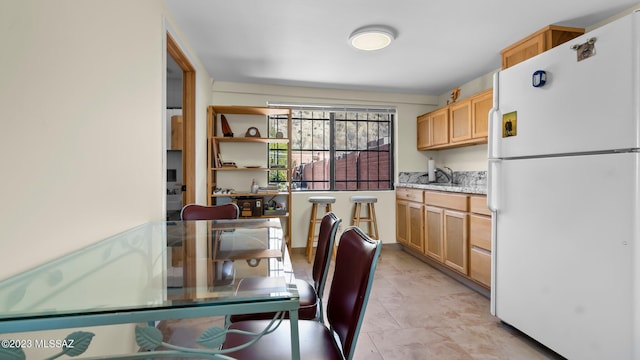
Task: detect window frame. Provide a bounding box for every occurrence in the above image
[268,104,395,192]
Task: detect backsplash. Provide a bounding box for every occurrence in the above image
[398,171,487,187]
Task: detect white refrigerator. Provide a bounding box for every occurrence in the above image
[488,11,639,360]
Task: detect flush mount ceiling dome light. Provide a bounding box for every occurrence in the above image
[349,26,396,51]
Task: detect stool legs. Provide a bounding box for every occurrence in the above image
[368,202,379,240]
[352,202,379,240]
[306,203,332,263]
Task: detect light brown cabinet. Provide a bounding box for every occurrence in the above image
[471,89,493,139]
[424,206,443,261]
[417,89,492,150]
[396,189,494,293]
[423,191,469,275]
[417,108,448,150]
[469,195,492,288]
[500,25,584,69]
[449,101,471,143]
[171,115,183,150]
[396,188,424,253]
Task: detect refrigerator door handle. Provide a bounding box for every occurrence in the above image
[487,159,500,213]
[488,72,500,160]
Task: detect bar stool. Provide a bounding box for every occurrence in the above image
[351,196,379,240]
[306,196,336,263]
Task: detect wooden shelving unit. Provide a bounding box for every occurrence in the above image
[207,105,292,245]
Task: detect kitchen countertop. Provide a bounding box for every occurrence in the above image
[396,182,487,195]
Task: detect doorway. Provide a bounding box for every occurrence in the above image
[166,33,195,219]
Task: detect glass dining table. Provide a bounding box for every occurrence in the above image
[0,218,300,359]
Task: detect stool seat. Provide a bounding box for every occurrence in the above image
[351,196,377,203]
[309,196,336,204]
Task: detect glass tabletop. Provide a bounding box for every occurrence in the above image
[0,218,297,324]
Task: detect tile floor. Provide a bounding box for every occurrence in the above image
[159,246,565,359]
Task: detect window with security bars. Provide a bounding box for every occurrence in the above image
[268,106,394,191]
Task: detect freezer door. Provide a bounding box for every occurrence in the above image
[492,152,638,360]
[492,12,640,158]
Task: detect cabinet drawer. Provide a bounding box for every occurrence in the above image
[469,214,491,251]
[396,188,423,202]
[470,195,491,216]
[424,191,468,211]
[470,247,491,287]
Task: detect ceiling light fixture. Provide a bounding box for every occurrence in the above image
[349,25,396,51]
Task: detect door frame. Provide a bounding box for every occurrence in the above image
[166,32,195,206]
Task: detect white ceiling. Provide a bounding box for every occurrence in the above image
[164,0,638,95]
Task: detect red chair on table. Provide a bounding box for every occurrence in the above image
[180,203,239,220]
[179,203,240,286]
[230,212,341,323]
[220,226,382,360]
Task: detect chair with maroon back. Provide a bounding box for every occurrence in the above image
[180,203,240,221]
[229,212,341,323]
[220,226,382,360]
[180,203,240,287]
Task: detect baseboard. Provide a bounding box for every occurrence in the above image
[401,246,490,299]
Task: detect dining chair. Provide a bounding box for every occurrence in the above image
[220,226,382,360]
[180,203,240,286]
[180,203,240,220]
[229,212,341,323]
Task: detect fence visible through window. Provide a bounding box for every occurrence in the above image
[268,105,394,191]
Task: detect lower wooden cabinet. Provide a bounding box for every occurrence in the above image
[469,195,492,288]
[443,209,468,274]
[423,191,469,276]
[396,189,492,291]
[424,206,443,262]
[396,189,424,253]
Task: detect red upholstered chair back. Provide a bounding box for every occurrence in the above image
[180,203,240,220]
[326,226,381,360]
[312,212,341,299]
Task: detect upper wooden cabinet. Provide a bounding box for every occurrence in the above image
[471,89,492,139]
[417,107,448,150]
[417,89,492,150]
[500,25,584,69]
[450,101,471,143]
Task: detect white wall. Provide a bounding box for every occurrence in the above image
[0,0,211,356]
[212,82,436,247]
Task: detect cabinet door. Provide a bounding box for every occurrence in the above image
[171,115,184,150]
[396,199,423,252]
[424,206,444,261]
[471,90,492,139]
[407,202,424,252]
[443,209,468,275]
[449,100,471,143]
[417,114,431,150]
[469,213,491,287]
[501,33,545,69]
[430,108,449,146]
[396,200,409,245]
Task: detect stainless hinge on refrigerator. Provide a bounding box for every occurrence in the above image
[571,37,597,62]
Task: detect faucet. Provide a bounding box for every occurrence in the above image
[436,167,454,184]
